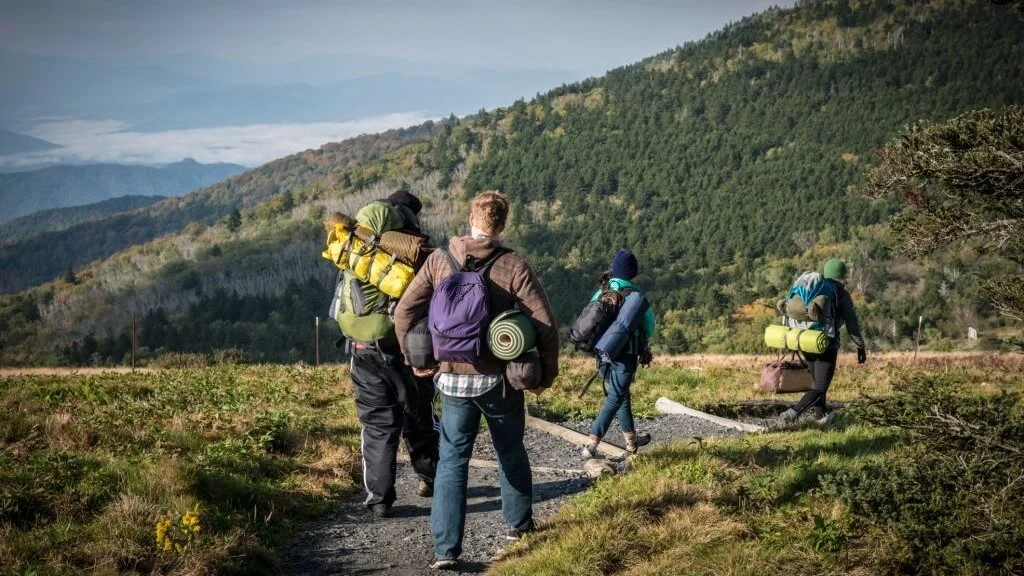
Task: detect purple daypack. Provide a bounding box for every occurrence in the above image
[428,248,509,363]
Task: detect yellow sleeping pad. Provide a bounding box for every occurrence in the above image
[764,325,829,354]
[322,224,415,299]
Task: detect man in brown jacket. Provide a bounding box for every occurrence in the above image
[393,190,559,570]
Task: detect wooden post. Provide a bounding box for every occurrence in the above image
[314,316,320,367]
[914,315,923,361]
[130,312,137,371]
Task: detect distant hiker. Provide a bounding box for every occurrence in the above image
[393,190,559,571]
[330,190,439,518]
[579,249,656,458]
[778,258,866,425]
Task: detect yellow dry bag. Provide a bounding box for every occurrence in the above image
[321,224,414,299]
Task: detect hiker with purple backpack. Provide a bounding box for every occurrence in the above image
[393,190,560,571]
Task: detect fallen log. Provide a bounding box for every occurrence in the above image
[655,397,766,433]
[525,415,629,459]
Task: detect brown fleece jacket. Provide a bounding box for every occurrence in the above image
[394,236,560,388]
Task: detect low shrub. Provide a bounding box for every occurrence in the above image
[149,352,209,369]
[822,374,1024,574]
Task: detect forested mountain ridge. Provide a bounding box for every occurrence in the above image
[0,121,447,293]
[0,195,165,245]
[1,0,1022,365]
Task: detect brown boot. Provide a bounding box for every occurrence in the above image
[581,434,600,459]
[623,431,651,454]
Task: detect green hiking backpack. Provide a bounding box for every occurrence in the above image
[334,200,411,342]
[335,271,395,342]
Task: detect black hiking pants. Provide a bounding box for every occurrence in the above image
[350,343,439,507]
[793,344,839,417]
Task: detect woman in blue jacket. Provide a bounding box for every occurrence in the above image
[583,249,656,457]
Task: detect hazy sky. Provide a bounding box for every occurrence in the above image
[1,0,791,168]
[2,0,786,73]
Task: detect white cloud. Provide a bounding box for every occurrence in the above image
[1,112,433,169]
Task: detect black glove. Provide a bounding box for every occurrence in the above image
[857,348,867,364]
[637,334,653,367]
[639,346,653,367]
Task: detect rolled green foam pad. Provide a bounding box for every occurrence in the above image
[488,309,537,360]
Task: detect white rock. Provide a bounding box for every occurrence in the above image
[583,458,615,478]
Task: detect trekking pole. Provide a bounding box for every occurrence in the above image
[577,371,600,399]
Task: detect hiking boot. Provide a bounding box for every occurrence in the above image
[581,434,600,460]
[429,557,458,570]
[779,408,799,423]
[507,523,535,541]
[369,503,391,518]
[816,411,837,426]
[417,479,434,498]
[624,431,651,454]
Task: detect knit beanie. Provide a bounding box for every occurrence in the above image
[611,249,639,280]
[822,259,848,281]
[388,190,422,215]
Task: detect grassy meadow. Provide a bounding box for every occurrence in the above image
[0,365,361,575]
[2,353,1022,574]
[498,353,1024,576]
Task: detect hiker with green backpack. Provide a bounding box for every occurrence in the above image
[777,259,866,425]
[328,190,439,519]
[393,190,560,571]
[569,249,656,457]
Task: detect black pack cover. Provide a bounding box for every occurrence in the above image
[567,299,618,353]
[405,318,436,368]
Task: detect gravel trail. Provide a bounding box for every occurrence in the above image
[283,413,736,575]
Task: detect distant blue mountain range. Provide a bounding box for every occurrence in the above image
[0,158,246,224]
[0,194,165,245]
[0,128,59,155]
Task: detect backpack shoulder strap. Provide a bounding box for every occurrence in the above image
[466,247,512,275]
[438,248,460,275]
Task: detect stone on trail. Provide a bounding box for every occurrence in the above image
[584,458,616,478]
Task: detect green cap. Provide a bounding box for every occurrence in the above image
[823,259,847,280]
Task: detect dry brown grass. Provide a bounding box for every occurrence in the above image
[44,411,96,450]
[0,367,155,376]
[647,351,1024,370]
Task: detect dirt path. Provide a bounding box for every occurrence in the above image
[283,413,739,575]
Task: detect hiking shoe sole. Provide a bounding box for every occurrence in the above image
[417,480,434,498]
[626,432,651,453]
[429,558,458,570]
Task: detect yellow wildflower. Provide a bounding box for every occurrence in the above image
[155,508,202,553]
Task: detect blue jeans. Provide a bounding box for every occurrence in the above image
[590,357,638,439]
[432,382,534,560]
